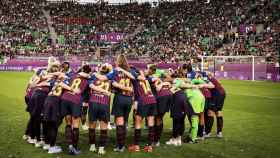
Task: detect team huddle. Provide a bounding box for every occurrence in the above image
[22,55,226,155]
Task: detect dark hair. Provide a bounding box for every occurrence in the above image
[171,70,179,78]
[62,62,70,72]
[148,64,157,74]
[182,63,188,70]
[186,63,193,73]
[81,65,92,74]
[77,67,82,73]
[130,66,139,74]
[177,67,186,78]
[63,61,70,66]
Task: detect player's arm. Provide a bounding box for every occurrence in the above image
[47,72,70,80]
[58,81,80,94]
[40,73,55,81]
[112,81,133,92]
[162,81,171,87]
[94,68,117,81]
[178,82,198,89]
[136,71,146,81]
[155,69,172,82]
[79,72,90,78]
[170,85,180,93]
[32,67,47,74]
[58,73,69,80]
[94,73,108,81]
[155,81,171,91]
[115,67,135,80]
[29,68,48,86]
[155,82,163,92]
[137,75,146,81]
[163,73,173,82]
[34,80,51,87]
[95,68,118,81]
[170,78,187,93]
[58,82,72,91]
[29,75,40,85]
[131,70,145,81]
[152,78,163,91]
[199,82,215,89]
[89,83,111,96]
[47,71,62,76]
[46,72,70,85]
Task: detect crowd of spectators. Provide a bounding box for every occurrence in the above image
[0,0,49,56]
[115,0,279,62]
[0,0,279,62]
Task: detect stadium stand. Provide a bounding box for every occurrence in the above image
[0,0,279,63]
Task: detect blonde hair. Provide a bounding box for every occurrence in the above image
[48,56,56,65]
[47,56,60,72]
[116,54,130,71]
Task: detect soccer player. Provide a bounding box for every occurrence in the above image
[81,87,90,130]
[191,73,215,140]
[174,79,202,143]
[147,64,172,146]
[186,63,196,80]
[41,73,75,154]
[60,61,72,74]
[23,71,42,140]
[75,63,91,131]
[95,54,135,152]
[128,68,157,152]
[166,68,193,146]
[60,64,92,155]
[173,74,213,143]
[205,72,226,138]
[61,61,91,131]
[87,64,112,155]
[110,56,135,152]
[28,64,60,147]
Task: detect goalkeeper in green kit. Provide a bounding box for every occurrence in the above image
[175,76,213,143]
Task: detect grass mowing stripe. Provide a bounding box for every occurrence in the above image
[228,93,280,99]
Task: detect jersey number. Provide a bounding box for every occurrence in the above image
[119,78,131,88]
[53,86,63,96]
[140,80,151,95]
[70,78,82,91]
[97,81,110,91]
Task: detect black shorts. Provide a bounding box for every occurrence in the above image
[82,89,90,103]
[30,90,48,117]
[171,90,193,119]
[136,104,157,118]
[208,94,226,112]
[89,102,110,122]
[43,96,61,122]
[204,98,211,111]
[61,99,82,118]
[156,95,173,116]
[111,94,133,119]
[25,96,31,112]
[181,90,197,118]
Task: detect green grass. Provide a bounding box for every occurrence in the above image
[0,72,280,158]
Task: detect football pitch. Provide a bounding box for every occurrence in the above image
[0,72,279,158]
